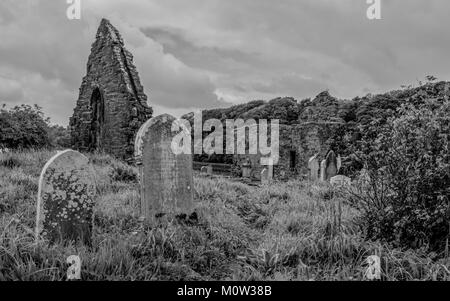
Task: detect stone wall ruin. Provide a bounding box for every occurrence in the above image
[69,19,152,161]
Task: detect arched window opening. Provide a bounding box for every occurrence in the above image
[88,88,105,151]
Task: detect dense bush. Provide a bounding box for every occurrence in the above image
[0,104,70,150]
[353,99,450,252]
[0,104,51,149]
[48,125,71,149]
[109,161,138,183]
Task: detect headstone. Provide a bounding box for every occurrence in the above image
[200,166,208,173]
[261,168,269,184]
[330,175,351,187]
[207,165,213,175]
[242,158,252,178]
[268,164,274,181]
[320,159,327,182]
[337,154,342,172]
[308,153,320,181]
[325,150,338,180]
[134,114,194,223]
[36,150,96,245]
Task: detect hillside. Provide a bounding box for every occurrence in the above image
[0,150,449,280]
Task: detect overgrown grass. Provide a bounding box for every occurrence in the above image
[0,150,449,280]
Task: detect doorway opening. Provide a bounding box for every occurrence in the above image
[289,150,297,171]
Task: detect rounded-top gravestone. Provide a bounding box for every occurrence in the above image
[36,150,96,245]
[135,114,194,223]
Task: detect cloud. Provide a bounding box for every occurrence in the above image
[114,21,229,109]
[1,0,450,125]
[0,76,24,103]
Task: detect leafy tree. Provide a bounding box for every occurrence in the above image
[48,125,71,149]
[0,104,51,149]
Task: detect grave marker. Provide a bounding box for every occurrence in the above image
[325,150,338,180]
[261,168,269,184]
[135,114,194,223]
[308,153,320,181]
[320,159,327,182]
[330,175,351,187]
[36,150,96,245]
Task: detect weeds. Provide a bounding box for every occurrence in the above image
[0,150,448,280]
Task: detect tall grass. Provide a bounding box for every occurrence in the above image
[0,150,449,280]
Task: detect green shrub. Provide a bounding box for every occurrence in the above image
[109,162,138,183]
[0,104,51,149]
[354,100,450,251]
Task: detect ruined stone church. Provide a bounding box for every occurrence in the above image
[69,19,153,161]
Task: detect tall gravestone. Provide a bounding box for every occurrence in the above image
[325,150,338,180]
[308,153,320,181]
[36,150,96,245]
[268,164,274,182]
[320,159,327,182]
[261,168,269,184]
[135,114,194,223]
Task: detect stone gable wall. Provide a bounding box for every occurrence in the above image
[69,19,152,161]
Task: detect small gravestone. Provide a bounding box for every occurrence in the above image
[200,166,208,174]
[242,158,252,178]
[337,154,342,173]
[207,165,213,175]
[330,175,351,187]
[325,150,338,180]
[261,168,269,184]
[135,114,194,223]
[36,150,96,245]
[308,153,320,181]
[320,159,327,182]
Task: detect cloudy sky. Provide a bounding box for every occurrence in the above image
[1,0,450,125]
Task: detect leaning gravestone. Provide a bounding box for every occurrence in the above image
[308,153,320,181]
[135,114,194,223]
[325,150,338,180]
[36,150,96,245]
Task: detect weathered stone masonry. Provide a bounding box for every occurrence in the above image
[69,19,152,161]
